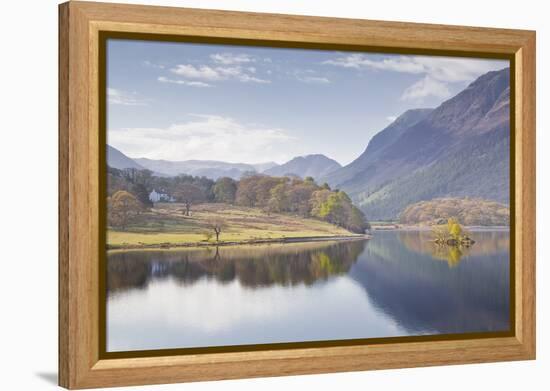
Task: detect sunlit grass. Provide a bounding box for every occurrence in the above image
[107,202,357,246]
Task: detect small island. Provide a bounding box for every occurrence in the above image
[432,218,476,247]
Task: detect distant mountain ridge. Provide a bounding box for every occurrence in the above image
[107,145,280,180]
[107,144,341,182]
[134,158,260,180]
[264,154,341,179]
[323,67,510,220]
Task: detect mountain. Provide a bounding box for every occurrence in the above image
[106,144,280,180]
[107,145,145,170]
[134,158,260,180]
[325,67,510,220]
[252,161,279,173]
[264,154,342,180]
[322,108,433,188]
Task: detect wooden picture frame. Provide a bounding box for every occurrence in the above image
[59,1,536,389]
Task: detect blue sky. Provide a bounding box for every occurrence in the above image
[107,39,508,165]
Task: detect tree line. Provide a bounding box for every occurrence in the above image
[399,197,510,226]
[108,166,370,234]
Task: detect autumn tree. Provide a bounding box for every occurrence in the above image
[254,176,286,207]
[213,177,237,203]
[173,183,205,216]
[287,181,316,216]
[235,175,259,206]
[266,183,289,213]
[346,205,370,233]
[399,197,510,226]
[448,217,463,240]
[310,189,332,217]
[235,175,285,208]
[108,190,143,230]
[310,190,367,233]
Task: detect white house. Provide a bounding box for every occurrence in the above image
[149,189,175,203]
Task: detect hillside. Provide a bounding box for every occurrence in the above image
[107,145,146,170]
[322,108,433,187]
[324,67,510,220]
[265,154,341,180]
[399,198,510,226]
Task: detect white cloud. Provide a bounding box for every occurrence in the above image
[400,76,451,101]
[386,115,397,122]
[143,60,165,69]
[170,64,270,84]
[210,52,255,65]
[324,54,508,100]
[108,114,298,163]
[297,75,330,84]
[294,69,330,84]
[158,76,212,88]
[324,54,425,73]
[171,64,221,80]
[323,54,505,82]
[107,88,148,106]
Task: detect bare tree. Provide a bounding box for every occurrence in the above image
[207,218,226,242]
[173,183,204,216]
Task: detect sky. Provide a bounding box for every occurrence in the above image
[107,39,508,166]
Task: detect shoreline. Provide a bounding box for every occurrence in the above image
[107,234,371,251]
[371,224,510,232]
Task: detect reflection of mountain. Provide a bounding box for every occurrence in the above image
[107,240,366,294]
[348,231,510,334]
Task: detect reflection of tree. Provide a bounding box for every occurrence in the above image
[106,252,150,293]
[397,230,509,267]
[431,245,465,267]
[107,240,366,295]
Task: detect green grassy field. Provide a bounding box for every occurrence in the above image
[108,202,359,248]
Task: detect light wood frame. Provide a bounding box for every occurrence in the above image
[59,1,536,389]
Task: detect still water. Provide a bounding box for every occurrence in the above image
[106,230,510,352]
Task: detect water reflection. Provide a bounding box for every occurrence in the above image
[398,230,510,266]
[350,230,510,335]
[108,240,366,295]
[107,230,510,352]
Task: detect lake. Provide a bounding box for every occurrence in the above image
[106,230,510,352]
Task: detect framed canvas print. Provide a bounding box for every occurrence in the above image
[59,1,536,389]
